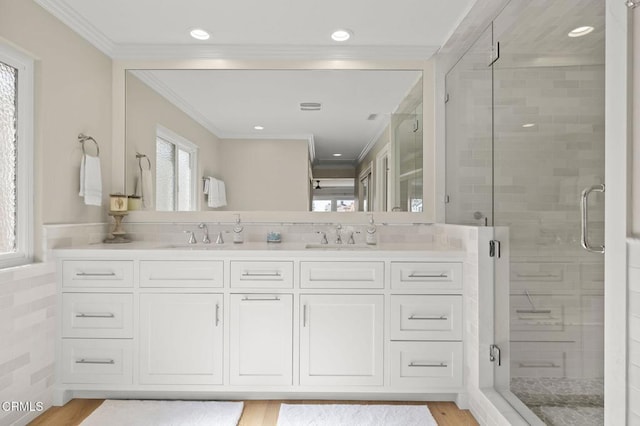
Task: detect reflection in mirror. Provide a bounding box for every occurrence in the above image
[125,69,423,212]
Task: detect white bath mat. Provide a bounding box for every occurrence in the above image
[79,400,244,426]
[277,403,437,426]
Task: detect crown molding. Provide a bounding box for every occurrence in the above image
[357,116,391,163]
[113,44,439,61]
[131,70,225,137]
[34,0,116,56]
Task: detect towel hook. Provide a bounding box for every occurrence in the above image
[136,153,151,171]
[78,133,100,157]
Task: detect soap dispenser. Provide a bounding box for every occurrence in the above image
[233,214,244,244]
[366,214,377,245]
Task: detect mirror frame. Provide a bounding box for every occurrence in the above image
[112,59,436,223]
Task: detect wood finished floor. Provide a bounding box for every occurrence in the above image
[29,398,479,426]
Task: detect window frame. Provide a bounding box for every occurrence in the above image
[156,125,198,211]
[0,43,34,269]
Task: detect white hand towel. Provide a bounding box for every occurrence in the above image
[216,179,227,207]
[79,154,102,206]
[141,167,154,209]
[206,177,227,208]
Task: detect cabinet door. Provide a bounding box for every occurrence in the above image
[230,294,292,385]
[139,293,223,385]
[300,294,383,386]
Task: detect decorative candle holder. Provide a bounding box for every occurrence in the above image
[104,211,131,244]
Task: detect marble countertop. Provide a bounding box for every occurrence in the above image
[53,241,465,259]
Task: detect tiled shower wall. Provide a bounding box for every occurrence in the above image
[447,64,605,381]
[494,65,605,382]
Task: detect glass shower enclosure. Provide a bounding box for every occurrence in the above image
[445,0,605,424]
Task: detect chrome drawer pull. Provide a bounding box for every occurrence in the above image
[76,272,116,277]
[76,358,115,365]
[516,309,552,314]
[409,362,448,368]
[518,362,559,368]
[408,273,448,278]
[215,304,220,326]
[75,312,115,318]
[408,314,448,320]
[303,305,308,327]
[516,273,558,278]
[242,272,282,277]
[242,296,281,301]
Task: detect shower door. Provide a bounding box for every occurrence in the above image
[445,0,605,424]
[493,1,605,424]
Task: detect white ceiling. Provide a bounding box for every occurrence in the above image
[35,0,478,59]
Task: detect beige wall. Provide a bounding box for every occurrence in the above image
[125,74,220,210]
[0,1,113,422]
[0,0,113,248]
[219,139,309,211]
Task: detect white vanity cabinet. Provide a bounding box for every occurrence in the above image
[54,248,465,405]
[139,293,223,385]
[388,262,465,390]
[300,294,384,386]
[229,293,293,385]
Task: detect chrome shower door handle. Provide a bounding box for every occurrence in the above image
[580,184,605,254]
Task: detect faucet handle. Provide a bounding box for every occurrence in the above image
[317,231,328,245]
[215,231,224,245]
[347,231,356,245]
[184,230,197,244]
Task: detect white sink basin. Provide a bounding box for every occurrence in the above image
[304,244,372,250]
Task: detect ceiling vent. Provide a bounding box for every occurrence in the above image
[300,102,322,111]
[367,113,379,121]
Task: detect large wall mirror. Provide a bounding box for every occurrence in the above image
[123,68,426,215]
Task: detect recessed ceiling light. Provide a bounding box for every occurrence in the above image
[254,125,264,130]
[190,28,210,40]
[568,26,594,38]
[332,153,342,157]
[331,29,352,42]
[522,123,536,128]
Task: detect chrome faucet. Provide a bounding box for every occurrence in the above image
[198,223,210,244]
[317,231,328,245]
[183,230,197,244]
[335,224,343,244]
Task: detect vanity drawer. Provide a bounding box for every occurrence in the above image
[390,295,462,341]
[62,260,133,288]
[390,342,463,388]
[230,261,293,288]
[391,262,462,291]
[62,293,133,338]
[140,260,224,288]
[300,261,384,289]
[61,338,133,384]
